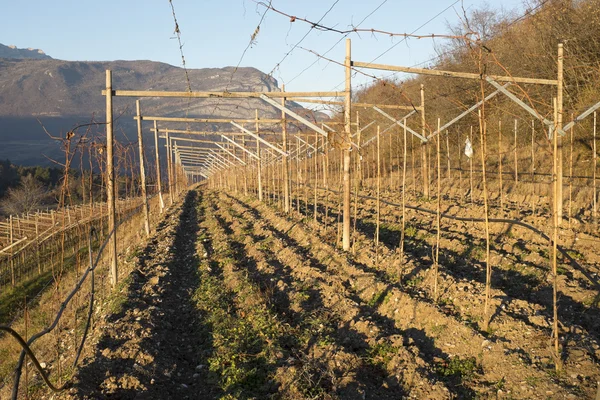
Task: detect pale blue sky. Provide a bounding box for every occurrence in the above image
[1,0,525,93]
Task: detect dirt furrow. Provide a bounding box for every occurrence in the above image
[213,191,462,399]
[206,190,427,399]
[59,191,219,399]
[293,189,600,396]
[222,191,588,398]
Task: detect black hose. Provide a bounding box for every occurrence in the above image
[3,200,148,399]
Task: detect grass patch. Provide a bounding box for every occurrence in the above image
[0,270,54,325]
[435,356,479,381]
[106,274,133,315]
[367,342,398,367]
[367,290,388,307]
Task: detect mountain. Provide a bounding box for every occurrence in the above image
[0,43,51,60]
[0,50,325,166]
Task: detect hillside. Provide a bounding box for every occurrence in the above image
[0,51,323,166]
[0,43,51,60]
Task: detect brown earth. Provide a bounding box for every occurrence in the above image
[32,184,599,399]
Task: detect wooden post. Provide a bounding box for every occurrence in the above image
[498,119,503,209]
[136,100,150,236]
[411,133,415,196]
[375,125,381,268]
[352,114,361,253]
[594,112,597,223]
[314,131,318,222]
[388,129,393,188]
[568,115,574,223]
[35,213,40,274]
[106,70,118,288]
[531,120,536,214]
[551,97,561,371]
[243,136,248,196]
[469,126,474,205]
[420,84,429,199]
[342,38,352,251]
[445,129,451,180]
[153,121,164,213]
[256,110,263,202]
[435,118,442,301]
[9,215,14,287]
[457,128,463,189]
[281,89,290,212]
[557,43,564,225]
[479,109,492,332]
[514,119,518,184]
[296,137,301,213]
[165,130,174,205]
[400,119,407,260]
[304,137,309,213]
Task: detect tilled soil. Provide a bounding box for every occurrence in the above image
[51,187,599,399]
[58,190,220,399]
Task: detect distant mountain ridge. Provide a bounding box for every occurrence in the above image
[0,45,325,165]
[0,43,51,60]
[0,58,285,118]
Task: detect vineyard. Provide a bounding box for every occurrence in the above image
[1,0,600,399]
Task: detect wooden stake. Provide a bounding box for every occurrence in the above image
[165,131,174,205]
[388,130,393,188]
[593,112,597,223]
[479,109,492,332]
[136,100,150,236]
[352,113,361,254]
[445,129,451,180]
[411,133,416,197]
[399,120,407,265]
[469,126,474,205]
[9,215,14,287]
[342,38,352,251]
[514,119,518,184]
[434,118,441,301]
[256,110,263,202]
[105,70,118,287]
[499,119,504,209]
[314,131,318,222]
[557,43,564,226]
[568,115,574,224]
[532,120,536,214]
[153,121,164,213]
[281,89,290,213]
[375,126,381,269]
[457,128,463,190]
[296,136,301,214]
[551,97,562,371]
[420,85,429,199]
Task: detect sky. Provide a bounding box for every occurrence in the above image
[1,0,526,95]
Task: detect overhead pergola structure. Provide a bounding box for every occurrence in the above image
[107,37,575,289]
[351,46,565,212]
[106,38,426,286]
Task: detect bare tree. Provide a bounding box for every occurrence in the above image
[0,174,47,215]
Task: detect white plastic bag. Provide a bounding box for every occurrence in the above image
[464,138,473,158]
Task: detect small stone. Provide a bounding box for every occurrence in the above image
[150,378,155,385]
[195,364,205,371]
[481,340,491,348]
[545,391,553,395]
[193,373,200,379]
[39,362,47,369]
[181,383,188,389]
